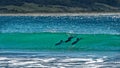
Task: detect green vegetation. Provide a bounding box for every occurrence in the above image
[0,0,120,13]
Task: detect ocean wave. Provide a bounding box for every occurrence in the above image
[0,33,120,51]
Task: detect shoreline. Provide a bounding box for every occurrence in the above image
[0,13,120,16]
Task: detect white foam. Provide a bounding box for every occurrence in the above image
[12,61,38,66]
[0,57,8,60]
[96,58,104,62]
[26,64,48,68]
[41,58,56,62]
[60,58,93,62]
[85,58,104,64]
[0,53,119,68]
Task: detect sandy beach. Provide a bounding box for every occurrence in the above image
[0,13,120,16]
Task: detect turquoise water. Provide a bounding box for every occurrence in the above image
[0,15,120,68]
[0,33,120,51]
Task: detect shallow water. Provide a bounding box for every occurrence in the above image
[0,51,120,68]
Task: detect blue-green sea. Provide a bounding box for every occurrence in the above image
[0,14,120,68]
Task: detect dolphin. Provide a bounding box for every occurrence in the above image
[72,38,82,45]
[65,36,74,43]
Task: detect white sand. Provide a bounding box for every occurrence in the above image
[0,13,120,16]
